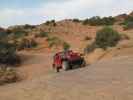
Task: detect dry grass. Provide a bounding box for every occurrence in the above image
[0,66,19,85]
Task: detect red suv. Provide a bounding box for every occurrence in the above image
[53,50,86,72]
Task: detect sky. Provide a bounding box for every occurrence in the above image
[0,0,133,27]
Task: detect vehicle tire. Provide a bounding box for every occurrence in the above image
[62,61,69,71]
[56,67,60,72]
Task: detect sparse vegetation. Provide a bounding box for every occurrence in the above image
[122,16,133,24]
[23,24,36,29]
[0,67,19,85]
[47,37,70,50]
[47,37,62,48]
[123,22,133,30]
[84,42,97,53]
[13,31,28,38]
[0,40,21,65]
[45,20,56,26]
[36,32,49,38]
[82,16,115,26]
[82,19,89,25]
[0,31,8,38]
[122,16,133,30]
[72,19,81,23]
[84,27,121,53]
[17,38,38,50]
[7,27,28,39]
[63,42,70,51]
[95,27,120,49]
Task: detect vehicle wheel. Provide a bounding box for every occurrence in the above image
[62,61,69,71]
[56,67,60,72]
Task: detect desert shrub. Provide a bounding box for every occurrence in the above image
[84,27,120,53]
[95,27,120,49]
[82,19,89,25]
[0,31,9,43]
[122,16,133,30]
[84,42,98,53]
[45,20,56,26]
[37,32,49,38]
[10,27,28,38]
[122,16,133,25]
[17,38,37,50]
[47,37,70,50]
[101,17,115,25]
[13,31,27,38]
[0,31,8,38]
[51,20,56,26]
[0,41,21,65]
[73,19,81,23]
[45,21,50,25]
[23,24,36,29]
[0,67,19,85]
[86,16,102,26]
[47,37,62,47]
[63,42,70,51]
[82,16,115,26]
[123,22,133,30]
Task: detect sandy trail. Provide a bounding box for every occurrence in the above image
[1,56,133,100]
[17,51,54,80]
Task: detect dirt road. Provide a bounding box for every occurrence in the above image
[1,56,133,100]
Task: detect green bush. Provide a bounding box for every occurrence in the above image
[37,32,49,37]
[23,24,36,29]
[11,27,28,38]
[86,16,101,26]
[122,16,133,25]
[82,19,89,25]
[84,27,120,53]
[0,67,19,85]
[0,41,21,65]
[13,31,27,38]
[72,19,81,23]
[123,22,133,30]
[47,37,70,50]
[95,27,120,49]
[63,42,70,51]
[84,42,97,53]
[0,32,8,39]
[17,38,38,50]
[122,16,133,30]
[45,20,56,26]
[47,37,61,48]
[82,16,115,26]
[101,17,115,25]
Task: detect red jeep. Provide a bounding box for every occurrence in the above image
[52,50,86,72]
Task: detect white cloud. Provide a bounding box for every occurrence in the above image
[0,8,24,19]
[0,0,133,27]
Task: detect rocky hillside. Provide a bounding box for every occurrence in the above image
[1,11,133,83]
[1,11,133,100]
